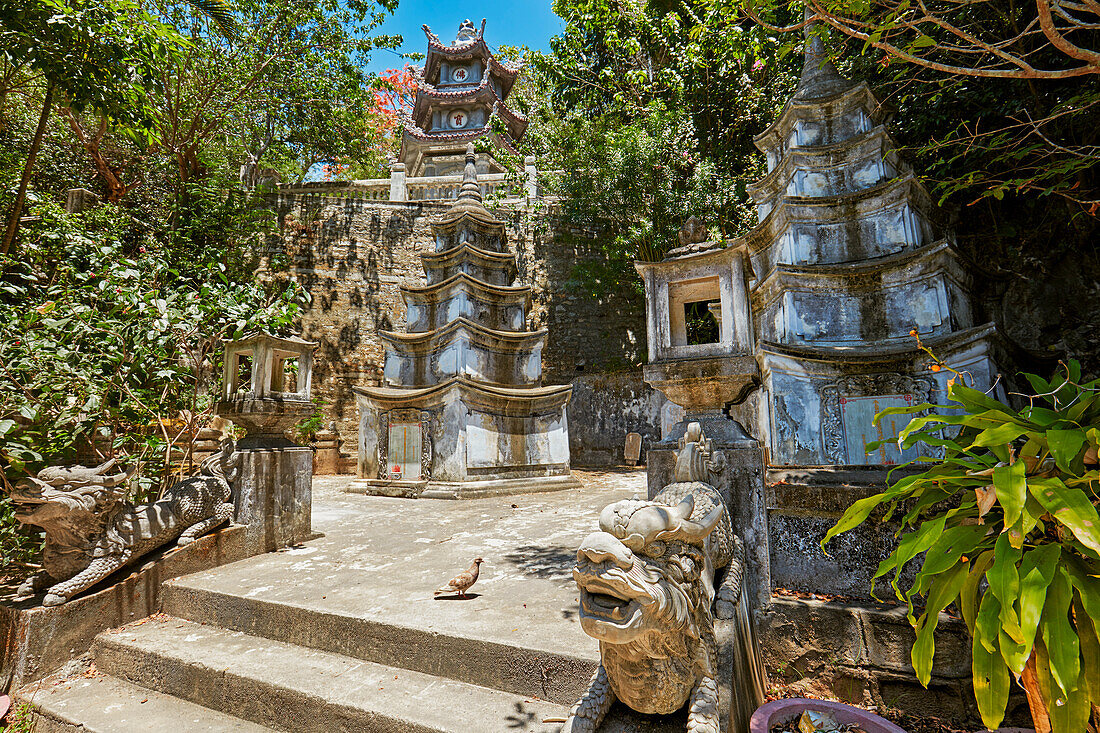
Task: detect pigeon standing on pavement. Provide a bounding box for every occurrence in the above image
[434,557,483,598]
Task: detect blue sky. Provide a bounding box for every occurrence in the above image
[366,0,564,74]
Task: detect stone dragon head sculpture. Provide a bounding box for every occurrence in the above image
[10,460,133,581]
[563,423,743,733]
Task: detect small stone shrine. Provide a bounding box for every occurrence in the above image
[635,229,772,609]
[400,18,527,177]
[216,331,316,551]
[353,145,578,498]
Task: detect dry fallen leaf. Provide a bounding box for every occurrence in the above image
[975,484,997,519]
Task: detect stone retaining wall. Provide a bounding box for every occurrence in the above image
[566,371,666,466]
[759,596,1033,729]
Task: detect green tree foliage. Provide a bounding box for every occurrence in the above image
[823,360,1100,732]
[0,0,401,571]
[0,0,185,253]
[519,0,799,295]
[147,0,400,185]
[0,0,181,127]
[0,200,306,565]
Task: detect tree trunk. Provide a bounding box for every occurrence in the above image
[62,109,141,203]
[2,83,54,257]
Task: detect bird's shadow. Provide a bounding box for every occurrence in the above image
[433,592,481,601]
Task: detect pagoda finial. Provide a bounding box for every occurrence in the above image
[795,8,852,99]
[458,143,483,203]
[456,19,478,44]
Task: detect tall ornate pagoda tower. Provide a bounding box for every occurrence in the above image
[352,146,578,498]
[400,19,527,178]
[744,29,1004,465]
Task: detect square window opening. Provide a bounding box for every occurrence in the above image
[684,299,720,345]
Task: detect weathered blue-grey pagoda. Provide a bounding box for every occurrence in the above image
[639,29,1003,470]
[352,146,578,498]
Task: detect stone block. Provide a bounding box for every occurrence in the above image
[861,605,971,678]
[233,445,313,552]
[876,675,972,724]
[0,525,248,692]
[758,598,866,673]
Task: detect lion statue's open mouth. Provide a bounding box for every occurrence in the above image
[574,565,648,637]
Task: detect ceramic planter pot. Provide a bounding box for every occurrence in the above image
[749,698,907,733]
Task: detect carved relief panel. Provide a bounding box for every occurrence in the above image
[821,374,937,465]
[377,409,433,481]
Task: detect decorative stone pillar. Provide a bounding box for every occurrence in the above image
[216,332,317,552]
[524,155,538,199]
[65,188,99,213]
[389,161,407,202]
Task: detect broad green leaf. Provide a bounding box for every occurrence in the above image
[1002,543,1060,674]
[918,523,988,577]
[973,422,1027,448]
[972,609,1010,731]
[960,550,995,633]
[885,515,948,599]
[976,586,1002,653]
[949,384,1018,416]
[1029,477,1100,555]
[821,492,886,550]
[988,533,1024,643]
[911,562,968,686]
[1047,669,1089,733]
[1040,567,1079,699]
[1047,429,1087,473]
[992,459,1027,529]
[1072,594,1100,703]
[1063,556,1100,620]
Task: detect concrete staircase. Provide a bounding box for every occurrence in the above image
[17,478,652,732]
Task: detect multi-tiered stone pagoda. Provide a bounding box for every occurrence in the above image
[745,31,1003,466]
[638,28,1003,470]
[353,146,577,498]
[400,19,527,178]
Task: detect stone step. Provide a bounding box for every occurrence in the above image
[161,581,596,707]
[18,672,268,732]
[156,484,619,708]
[93,615,570,733]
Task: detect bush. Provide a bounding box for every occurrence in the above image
[0,200,307,562]
[824,360,1100,732]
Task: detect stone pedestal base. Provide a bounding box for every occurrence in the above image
[346,473,582,499]
[234,442,313,552]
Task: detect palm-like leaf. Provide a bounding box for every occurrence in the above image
[186,0,237,36]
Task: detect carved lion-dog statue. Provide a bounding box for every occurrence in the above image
[563,423,745,733]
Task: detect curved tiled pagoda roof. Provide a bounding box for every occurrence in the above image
[409,66,528,141]
[399,20,527,173]
[421,21,522,96]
